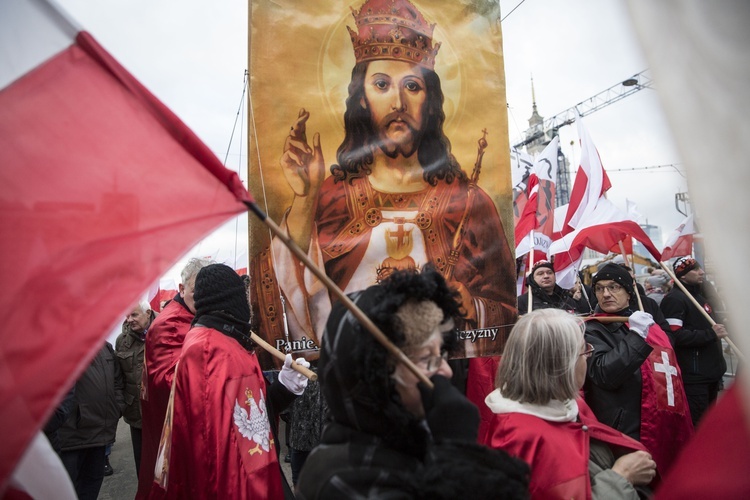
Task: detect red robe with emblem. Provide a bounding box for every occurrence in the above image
[137,297,193,499]
[151,326,283,499]
[484,397,649,499]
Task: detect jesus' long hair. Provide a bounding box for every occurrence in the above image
[331,62,468,186]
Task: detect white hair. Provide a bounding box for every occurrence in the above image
[181,257,214,284]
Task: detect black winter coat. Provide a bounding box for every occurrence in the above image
[584,318,653,441]
[660,284,726,384]
[58,342,125,451]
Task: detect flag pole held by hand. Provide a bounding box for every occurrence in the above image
[619,240,644,312]
[659,261,745,362]
[250,331,317,381]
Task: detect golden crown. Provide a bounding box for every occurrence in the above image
[347,0,441,70]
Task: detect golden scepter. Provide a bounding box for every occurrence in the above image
[444,129,488,281]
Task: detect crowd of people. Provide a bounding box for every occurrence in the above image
[40,250,732,499]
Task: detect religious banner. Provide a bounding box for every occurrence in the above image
[248,0,517,367]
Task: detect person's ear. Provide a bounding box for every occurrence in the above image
[179,283,185,297]
[360,97,367,110]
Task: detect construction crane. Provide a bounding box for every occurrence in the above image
[512,69,652,149]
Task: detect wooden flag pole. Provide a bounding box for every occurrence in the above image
[619,240,644,312]
[528,230,534,314]
[659,261,745,363]
[250,331,318,381]
[246,202,434,388]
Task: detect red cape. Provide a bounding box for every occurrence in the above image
[150,326,283,499]
[137,299,193,499]
[484,397,648,500]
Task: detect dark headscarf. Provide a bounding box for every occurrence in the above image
[193,263,253,349]
[318,266,462,457]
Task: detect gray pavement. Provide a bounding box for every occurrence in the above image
[98,418,293,499]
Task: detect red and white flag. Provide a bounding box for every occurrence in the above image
[561,117,612,234]
[515,136,559,259]
[661,214,696,261]
[0,0,250,489]
[550,197,661,288]
[510,147,535,227]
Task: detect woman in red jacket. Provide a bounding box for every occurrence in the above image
[482,309,657,499]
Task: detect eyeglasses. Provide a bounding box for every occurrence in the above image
[414,351,449,374]
[580,343,595,358]
[593,283,624,295]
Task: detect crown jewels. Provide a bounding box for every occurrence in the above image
[347,0,441,70]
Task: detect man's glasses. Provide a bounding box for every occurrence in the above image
[593,283,624,295]
[580,342,595,358]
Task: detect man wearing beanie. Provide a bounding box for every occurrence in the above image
[661,257,728,426]
[150,264,309,499]
[583,263,693,475]
[517,260,578,313]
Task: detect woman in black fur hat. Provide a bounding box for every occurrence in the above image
[296,266,529,499]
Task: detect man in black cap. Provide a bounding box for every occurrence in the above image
[150,263,309,499]
[583,263,693,475]
[661,257,728,426]
[517,260,578,313]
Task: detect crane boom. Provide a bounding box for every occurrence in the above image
[513,69,652,149]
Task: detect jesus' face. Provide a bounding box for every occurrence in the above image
[362,60,427,158]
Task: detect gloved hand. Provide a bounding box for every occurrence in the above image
[418,375,479,443]
[278,354,310,395]
[628,311,655,339]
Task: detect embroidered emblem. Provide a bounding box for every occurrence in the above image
[233,388,273,455]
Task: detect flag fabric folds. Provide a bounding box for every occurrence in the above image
[0,0,250,489]
[661,214,696,261]
[515,136,559,259]
[550,197,661,289]
[561,117,612,233]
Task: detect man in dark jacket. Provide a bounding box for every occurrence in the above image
[517,260,577,314]
[59,342,125,500]
[116,302,155,474]
[661,257,728,426]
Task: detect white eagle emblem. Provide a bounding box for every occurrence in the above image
[233,388,272,454]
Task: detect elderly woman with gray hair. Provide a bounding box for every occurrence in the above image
[482,309,657,499]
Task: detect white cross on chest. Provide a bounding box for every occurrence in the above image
[654,351,678,406]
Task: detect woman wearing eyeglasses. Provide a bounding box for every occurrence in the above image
[483,308,656,499]
[584,263,693,477]
[296,267,529,499]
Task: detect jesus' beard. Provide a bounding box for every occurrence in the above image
[371,112,425,159]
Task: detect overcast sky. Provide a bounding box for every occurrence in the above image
[54,0,689,285]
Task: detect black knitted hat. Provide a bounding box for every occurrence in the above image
[592,263,634,298]
[530,260,554,277]
[194,263,250,324]
[673,257,698,279]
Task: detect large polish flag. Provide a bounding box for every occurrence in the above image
[661,214,696,261]
[561,117,612,234]
[515,136,559,259]
[0,0,251,490]
[550,197,661,288]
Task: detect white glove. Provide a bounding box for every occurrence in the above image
[628,311,655,339]
[278,354,310,395]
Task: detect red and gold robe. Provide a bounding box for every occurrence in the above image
[252,174,517,365]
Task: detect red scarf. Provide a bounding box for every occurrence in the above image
[631,322,693,475]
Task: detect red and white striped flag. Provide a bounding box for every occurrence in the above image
[661,214,696,261]
[515,136,559,259]
[0,0,250,489]
[561,117,612,234]
[550,198,661,288]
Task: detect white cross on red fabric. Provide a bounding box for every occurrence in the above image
[654,351,678,407]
